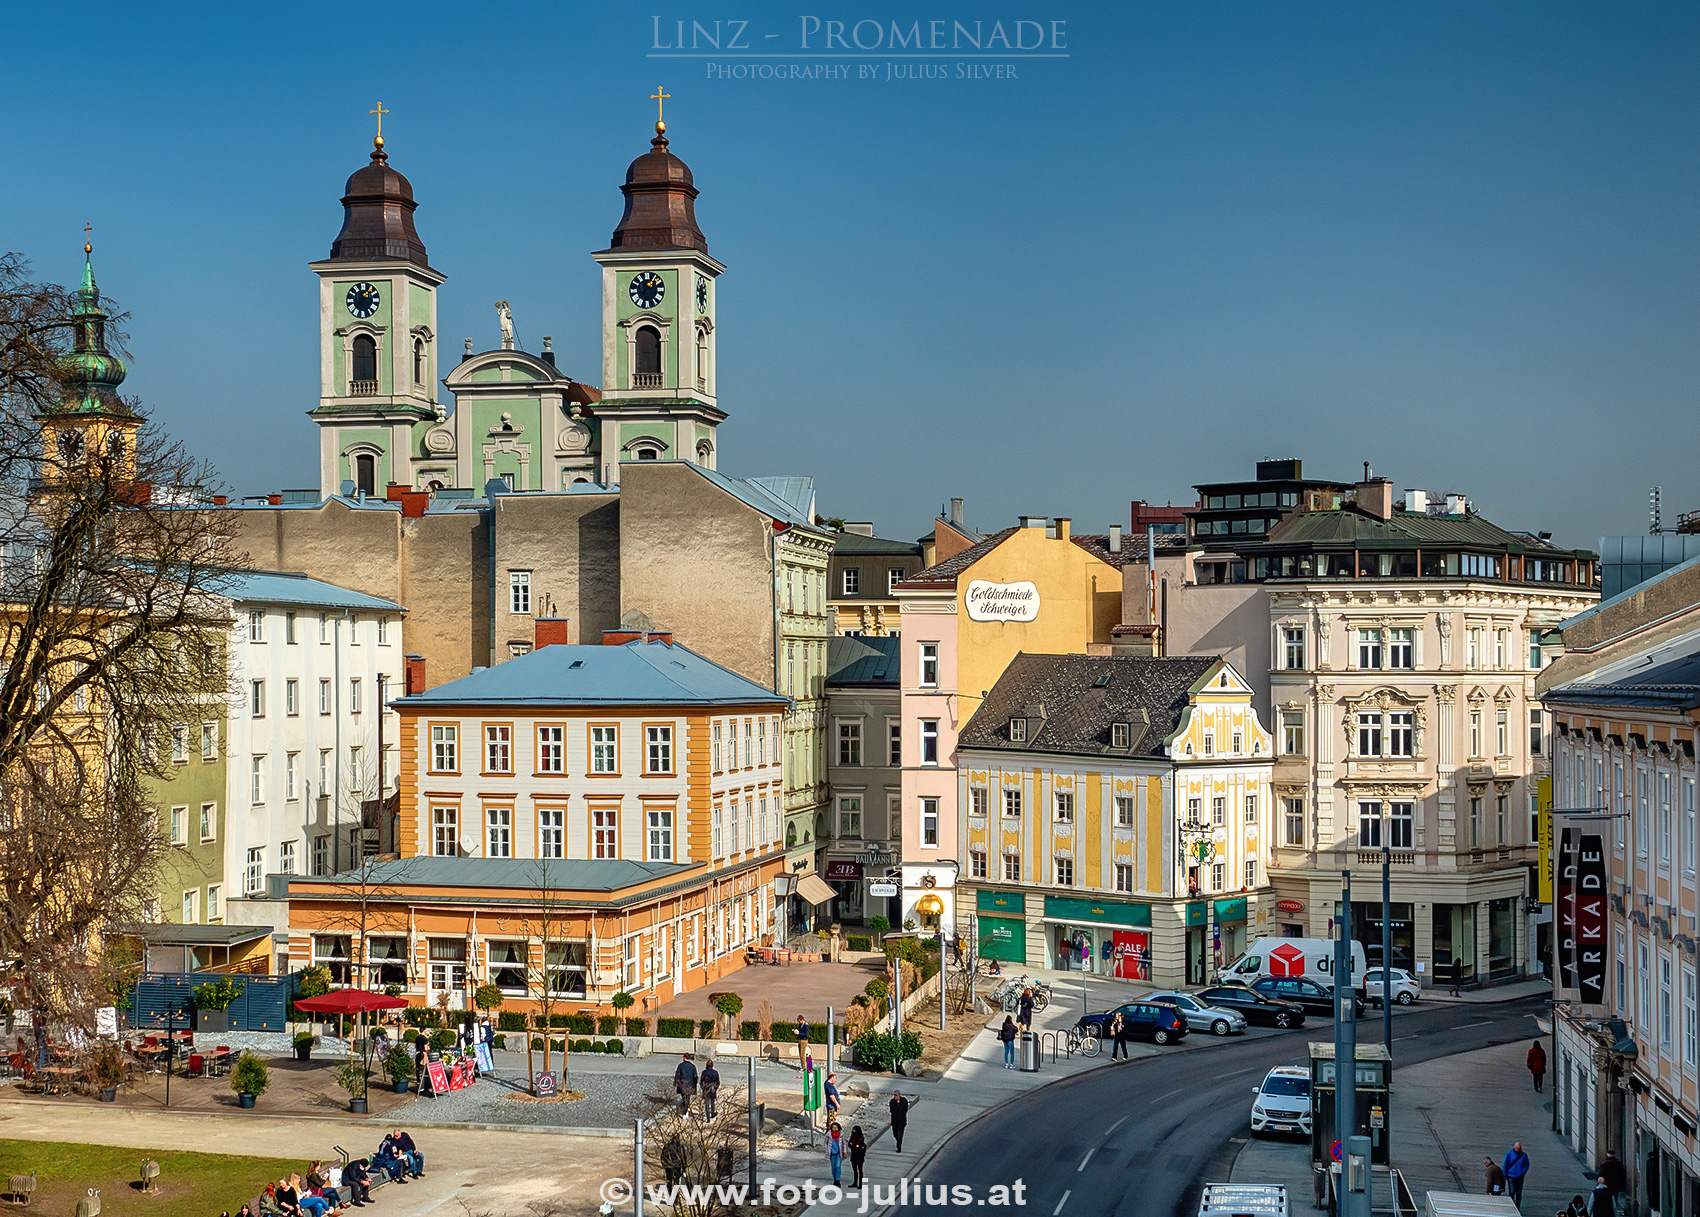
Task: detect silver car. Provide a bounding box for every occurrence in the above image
[1144,990,1248,1036]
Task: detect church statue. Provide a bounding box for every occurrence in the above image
[495,300,514,349]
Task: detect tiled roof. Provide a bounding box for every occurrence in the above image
[899,528,1019,587]
[1558,550,1700,634]
[826,635,899,686]
[289,856,696,893]
[207,569,404,613]
[1066,532,1183,567]
[396,638,787,708]
[959,652,1221,759]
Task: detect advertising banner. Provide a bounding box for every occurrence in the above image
[1111,930,1150,980]
[1537,777,1554,904]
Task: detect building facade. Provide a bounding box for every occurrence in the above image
[824,635,903,925]
[828,527,924,638]
[285,629,789,1012]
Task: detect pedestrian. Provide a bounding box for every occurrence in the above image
[825,1071,841,1119]
[1109,1012,1129,1061]
[673,1052,698,1114]
[827,1121,843,1186]
[796,1015,810,1048]
[1018,988,1035,1031]
[848,1125,868,1189]
[1527,1040,1547,1092]
[1591,1177,1614,1217]
[998,1015,1018,1068]
[1599,1151,1627,1208]
[32,1014,46,1071]
[661,1135,686,1187]
[1484,1156,1506,1196]
[1503,1141,1530,1207]
[1450,957,1464,998]
[889,1091,910,1153]
[700,1059,721,1121]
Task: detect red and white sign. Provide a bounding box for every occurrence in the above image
[1275,899,1305,913]
[1111,931,1150,981]
[1269,942,1308,977]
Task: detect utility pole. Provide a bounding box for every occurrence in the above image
[746,1055,758,1193]
[1381,837,1392,1057]
[1336,872,1367,1217]
[937,928,946,1031]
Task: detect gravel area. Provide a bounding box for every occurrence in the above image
[193,1030,355,1058]
[403,1067,676,1129]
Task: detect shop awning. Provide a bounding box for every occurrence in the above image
[796,874,837,906]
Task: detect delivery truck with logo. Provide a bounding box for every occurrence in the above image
[1215,937,1368,992]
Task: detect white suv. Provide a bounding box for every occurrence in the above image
[1364,967,1420,1006]
[1250,1065,1312,1137]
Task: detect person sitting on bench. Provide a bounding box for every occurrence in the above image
[340,1159,372,1208]
[381,1130,424,1178]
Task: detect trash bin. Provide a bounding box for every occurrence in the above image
[1312,1165,1328,1211]
[1019,1031,1040,1073]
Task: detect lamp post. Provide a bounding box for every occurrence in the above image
[1381,833,1393,1058]
[151,1000,189,1109]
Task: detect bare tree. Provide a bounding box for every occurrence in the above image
[521,856,577,1085]
[643,1093,752,1217]
[0,252,246,1021]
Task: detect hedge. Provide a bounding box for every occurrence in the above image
[698,1019,716,1038]
[626,1017,649,1036]
[739,1020,761,1040]
[597,1015,620,1036]
[605,1038,624,1054]
[498,1011,528,1032]
[571,1038,593,1052]
[847,935,872,951]
[403,1007,440,1028]
[656,1017,695,1038]
[492,1034,507,1050]
[401,1029,418,1043]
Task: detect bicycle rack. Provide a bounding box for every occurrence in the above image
[1038,1031,1059,1063]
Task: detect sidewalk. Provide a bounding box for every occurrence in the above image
[1232,1037,1592,1214]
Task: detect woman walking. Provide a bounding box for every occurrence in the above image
[827,1121,844,1186]
[848,1126,868,1189]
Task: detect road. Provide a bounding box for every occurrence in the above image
[894,996,1546,1217]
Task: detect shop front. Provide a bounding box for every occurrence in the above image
[1352,901,1415,972]
[823,859,864,924]
[1044,895,1152,979]
[1186,902,1208,984]
[975,890,1027,964]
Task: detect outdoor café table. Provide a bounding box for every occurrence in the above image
[37,1065,75,1094]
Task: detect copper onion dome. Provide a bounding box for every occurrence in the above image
[328,137,433,269]
[50,246,137,419]
[605,125,708,254]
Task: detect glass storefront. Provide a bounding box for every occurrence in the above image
[1487,897,1517,979]
[1352,901,1415,971]
[1432,903,1478,984]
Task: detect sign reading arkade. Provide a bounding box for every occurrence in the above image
[966,580,1040,622]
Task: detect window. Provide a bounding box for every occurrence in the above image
[319,749,330,792]
[919,642,938,687]
[592,725,618,773]
[758,718,767,765]
[970,851,988,879]
[920,720,939,765]
[348,746,362,790]
[888,719,901,766]
[484,724,511,773]
[1212,796,1225,825]
[1358,801,1382,848]
[1495,630,1508,670]
[1186,796,1201,825]
[201,721,217,759]
[1389,628,1414,669]
[1055,791,1074,822]
[1469,711,1482,758]
[1380,711,1412,757]
[248,609,265,642]
[645,725,673,773]
[634,325,661,380]
[1115,795,1135,827]
[250,680,265,718]
[1659,773,1673,864]
[1357,629,1382,669]
[171,724,187,763]
[1244,860,1257,887]
[1638,771,1649,857]
[546,942,588,998]
[712,806,723,857]
[1055,857,1074,886]
[1529,709,1543,755]
[970,787,988,818]
[1469,795,1483,848]
[285,611,297,644]
[889,568,905,594]
[250,755,265,804]
[1203,731,1214,756]
[428,723,458,773]
[1496,709,1508,756]
[1684,778,1696,874]
[744,720,752,767]
[1281,710,1305,756]
[1211,861,1224,891]
[169,805,186,845]
[712,723,722,770]
[1003,854,1021,881]
[486,807,512,857]
[432,807,457,856]
[1003,788,1022,819]
[1008,717,1027,743]
[1529,633,1543,669]
[1244,793,1258,824]
[1660,955,1672,1049]
[346,677,361,715]
[312,835,330,875]
[1283,797,1304,846]
[532,806,563,858]
[319,613,329,644]
[1115,862,1134,892]
[921,797,939,846]
[593,807,617,858]
[1468,628,1482,668]
[838,796,862,838]
[183,890,198,923]
[272,839,294,877]
[1614,762,1626,850]
[1386,800,1413,849]
[377,616,390,645]
[1112,722,1130,749]
[1684,969,1697,1068]
[1638,940,1650,1030]
[842,567,860,595]
[508,571,532,615]
[244,846,264,895]
[1282,627,1305,670]
[1496,793,1509,843]
[648,807,674,861]
[728,800,740,852]
[1357,713,1383,757]
[1616,948,1626,1013]
[319,679,332,715]
[838,720,861,766]
[1231,729,1243,754]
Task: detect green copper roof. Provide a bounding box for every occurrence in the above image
[44,248,135,420]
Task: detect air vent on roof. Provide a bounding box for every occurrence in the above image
[671,661,686,669]
[1093,672,1111,688]
[569,660,583,670]
[872,670,886,679]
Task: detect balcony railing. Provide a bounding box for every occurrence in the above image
[632,372,663,388]
[350,379,379,396]
[1356,851,1416,866]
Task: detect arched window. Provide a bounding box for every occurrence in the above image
[352,336,377,388]
[413,338,425,384]
[637,448,658,461]
[635,327,661,378]
[695,328,709,388]
[353,453,376,496]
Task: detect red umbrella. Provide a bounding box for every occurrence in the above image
[294,989,409,1015]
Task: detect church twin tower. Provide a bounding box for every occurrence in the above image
[308,112,725,497]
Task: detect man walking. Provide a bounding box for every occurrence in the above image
[1599,1153,1628,1216]
[1503,1142,1531,1207]
[1484,1157,1506,1196]
[1527,1041,1547,1092]
[1450,957,1464,998]
[700,1059,720,1120]
[889,1091,910,1153]
[673,1053,698,1115]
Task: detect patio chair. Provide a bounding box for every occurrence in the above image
[186,1053,204,1078]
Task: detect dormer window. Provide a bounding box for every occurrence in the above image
[1111,722,1130,749]
[1009,718,1027,743]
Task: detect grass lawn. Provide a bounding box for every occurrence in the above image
[0,1138,305,1216]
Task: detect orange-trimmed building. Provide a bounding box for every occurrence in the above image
[283,623,789,1013]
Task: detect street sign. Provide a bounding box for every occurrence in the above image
[869,881,898,898]
[534,1070,556,1097]
[1330,1140,1342,1162]
[803,1065,824,1110]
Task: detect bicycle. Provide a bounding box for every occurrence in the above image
[1065,1025,1101,1057]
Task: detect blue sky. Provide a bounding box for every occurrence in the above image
[4,3,1696,547]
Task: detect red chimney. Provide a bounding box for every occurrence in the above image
[404,654,426,695]
[385,484,407,501]
[399,491,429,518]
[534,618,570,649]
[267,493,282,506]
[602,628,642,646]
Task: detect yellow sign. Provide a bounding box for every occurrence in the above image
[1537,776,1554,904]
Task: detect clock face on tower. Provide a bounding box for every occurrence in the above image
[629,271,665,309]
[696,276,709,312]
[345,282,381,319]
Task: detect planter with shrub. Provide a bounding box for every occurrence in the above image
[293,1032,316,1062]
[93,1045,124,1102]
[383,1045,414,1094]
[193,978,244,1033]
[333,1059,371,1113]
[851,1028,923,1072]
[739,1020,761,1041]
[230,1053,270,1108]
[597,1015,620,1036]
[656,1017,694,1038]
[846,935,872,952]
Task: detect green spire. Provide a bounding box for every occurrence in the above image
[45,240,134,419]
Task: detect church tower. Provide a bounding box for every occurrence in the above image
[38,241,141,485]
[308,118,444,498]
[589,101,726,483]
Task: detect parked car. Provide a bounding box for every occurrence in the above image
[1216,937,1368,994]
[1249,1065,1312,1137]
[1143,990,1248,1036]
[1363,967,1420,1006]
[1250,975,1364,1019]
[1074,1001,1190,1046]
[1196,984,1307,1029]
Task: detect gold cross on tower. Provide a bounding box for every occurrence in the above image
[83,222,93,253]
[650,85,670,135]
[370,102,389,150]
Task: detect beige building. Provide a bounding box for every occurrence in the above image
[827,525,924,638]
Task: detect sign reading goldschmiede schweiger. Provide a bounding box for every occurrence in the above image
[965,579,1040,622]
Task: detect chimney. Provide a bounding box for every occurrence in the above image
[399,491,429,518]
[1445,493,1468,516]
[403,654,426,696]
[1405,489,1428,515]
[1055,517,1071,541]
[534,618,570,649]
[541,337,556,368]
[843,522,875,537]
[1108,524,1122,553]
[602,627,673,647]
[1019,515,1046,529]
[1355,479,1394,521]
[267,493,282,506]
[949,497,964,526]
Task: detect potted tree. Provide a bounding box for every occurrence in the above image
[383,1044,415,1094]
[92,1044,124,1102]
[293,1031,317,1062]
[713,992,744,1041]
[230,1053,269,1109]
[334,1058,371,1114]
[193,978,244,1033]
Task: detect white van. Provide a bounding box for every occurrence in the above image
[1215,937,1368,993]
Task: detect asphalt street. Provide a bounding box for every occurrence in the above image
[892,995,1547,1217]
